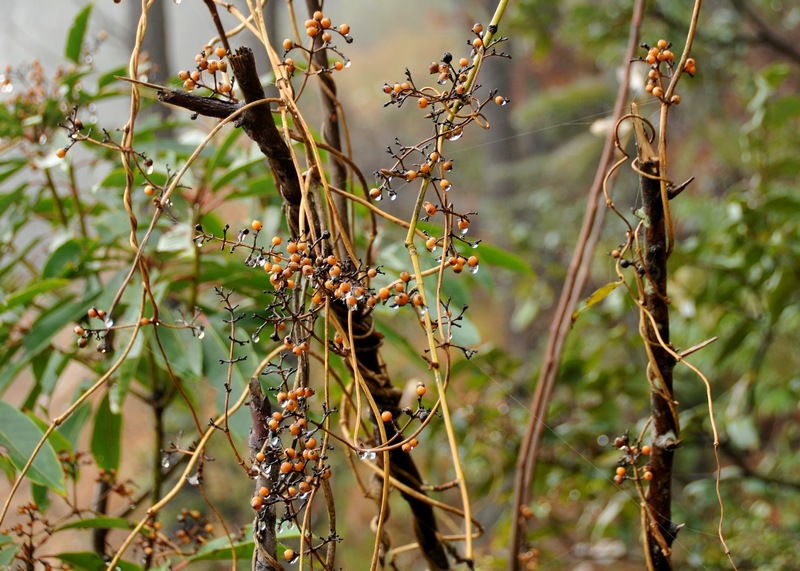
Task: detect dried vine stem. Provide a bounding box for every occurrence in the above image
[508,0,646,566]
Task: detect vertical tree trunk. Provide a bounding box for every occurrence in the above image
[634,113,678,569]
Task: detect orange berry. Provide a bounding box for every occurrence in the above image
[641,445,651,455]
[56,148,67,159]
[416,384,426,397]
[313,10,323,20]
[440,179,451,191]
[251,219,262,231]
[338,23,350,35]
[282,38,293,50]
[652,86,663,98]
[177,70,190,80]
[215,46,226,58]
[459,57,469,67]
[305,437,317,449]
[418,97,429,109]
[643,470,654,481]
[258,486,269,497]
[140,317,150,326]
[284,549,296,562]
[472,38,483,48]
[320,17,331,29]
[255,452,266,462]
[334,61,344,71]
[472,23,484,34]
[381,411,393,423]
[615,466,626,476]
[73,325,85,336]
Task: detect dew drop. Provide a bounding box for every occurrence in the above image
[388,190,397,201]
[174,0,182,3]
[469,264,479,274]
[373,192,383,202]
[104,317,114,328]
[161,455,171,468]
[418,306,428,317]
[344,34,353,44]
[197,329,206,340]
[146,163,155,175]
[344,59,352,68]
[460,227,469,236]
[196,240,204,248]
[448,129,463,141]
[38,134,47,145]
[252,334,260,343]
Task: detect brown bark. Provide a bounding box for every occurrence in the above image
[635,120,678,570]
[159,44,450,570]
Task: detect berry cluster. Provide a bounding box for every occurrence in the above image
[177,45,233,97]
[641,39,693,105]
[249,374,335,538]
[611,433,653,485]
[281,11,352,76]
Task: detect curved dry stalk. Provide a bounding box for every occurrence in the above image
[508,0,647,566]
[0,287,146,528]
[105,346,283,570]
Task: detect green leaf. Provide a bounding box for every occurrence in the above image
[0,542,20,566]
[57,401,92,450]
[186,535,255,562]
[57,552,141,571]
[56,516,137,532]
[31,483,50,512]
[91,393,122,471]
[0,401,66,495]
[1,278,70,311]
[477,242,536,277]
[571,280,623,323]
[42,240,83,278]
[65,4,93,64]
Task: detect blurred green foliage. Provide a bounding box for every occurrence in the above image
[1,1,799,569]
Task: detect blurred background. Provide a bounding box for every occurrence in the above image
[2,1,800,569]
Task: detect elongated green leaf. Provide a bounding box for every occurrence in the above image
[186,535,255,562]
[56,516,137,532]
[91,393,121,471]
[42,240,82,279]
[57,401,92,451]
[0,401,66,495]
[57,552,141,571]
[65,4,93,64]
[478,242,536,277]
[1,278,70,311]
[571,280,623,323]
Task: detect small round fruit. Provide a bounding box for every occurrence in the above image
[615,466,626,476]
[643,470,653,481]
[74,325,85,336]
[251,219,262,231]
[215,46,226,58]
[418,97,429,109]
[381,410,393,423]
[250,496,263,510]
[416,383,426,397]
[338,23,350,35]
[56,148,67,159]
[284,549,296,562]
[283,38,293,50]
[641,445,651,455]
